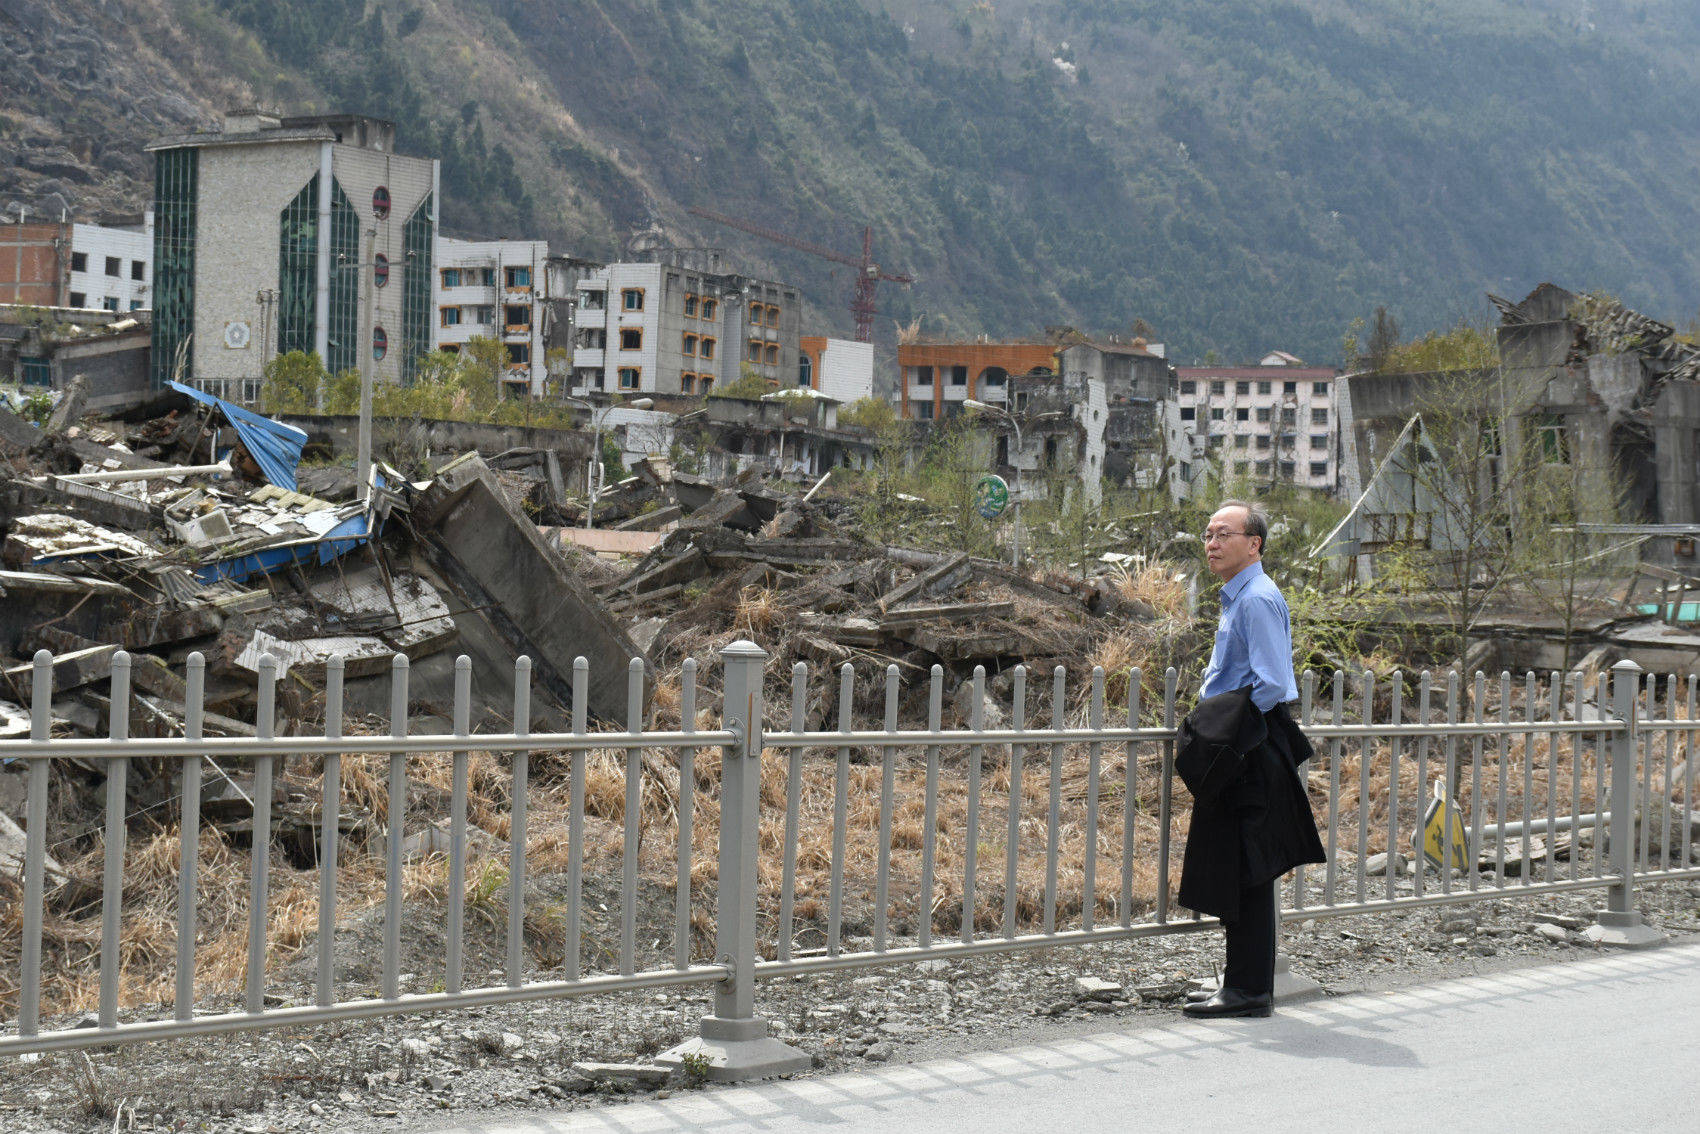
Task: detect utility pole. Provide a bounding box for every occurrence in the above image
[356,228,376,501]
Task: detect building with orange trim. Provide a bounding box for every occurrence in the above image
[797,335,874,403]
[897,340,1058,420]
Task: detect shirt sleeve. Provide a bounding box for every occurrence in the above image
[1243,591,1296,711]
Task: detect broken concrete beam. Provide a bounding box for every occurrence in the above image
[677,489,750,533]
[555,527,666,557]
[612,504,681,532]
[799,613,886,648]
[880,551,972,613]
[880,600,1017,629]
[43,375,87,435]
[419,458,645,724]
[3,644,118,692]
[899,625,1027,662]
[0,405,38,455]
[610,547,708,598]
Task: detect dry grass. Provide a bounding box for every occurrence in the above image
[1113,561,1188,619]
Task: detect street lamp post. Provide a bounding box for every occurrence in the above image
[564,396,652,527]
[964,398,1025,568]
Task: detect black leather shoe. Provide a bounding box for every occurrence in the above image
[1184,986,1217,1004]
[1182,987,1273,1018]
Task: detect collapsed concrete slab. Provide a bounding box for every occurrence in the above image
[417,457,646,724]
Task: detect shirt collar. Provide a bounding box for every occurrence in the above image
[1220,559,1265,604]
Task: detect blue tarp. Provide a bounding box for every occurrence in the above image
[167,380,307,491]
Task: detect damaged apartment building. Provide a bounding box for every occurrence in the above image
[1330,282,1700,570]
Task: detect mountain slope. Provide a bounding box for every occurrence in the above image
[5,0,1699,361]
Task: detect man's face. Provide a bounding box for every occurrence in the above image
[1204,505,1260,581]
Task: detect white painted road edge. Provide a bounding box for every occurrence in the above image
[410,942,1700,1133]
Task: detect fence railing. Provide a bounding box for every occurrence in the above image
[1,645,1693,1075]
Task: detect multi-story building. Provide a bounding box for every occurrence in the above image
[568,261,799,399]
[146,110,438,400]
[0,214,153,312]
[435,237,563,397]
[797,335,874,403]
[1172,352,1340,494]
[897,340,1060,420]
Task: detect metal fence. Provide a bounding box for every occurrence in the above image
[2,644,1694,1072]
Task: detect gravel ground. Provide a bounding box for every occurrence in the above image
[5,875,1698,1134]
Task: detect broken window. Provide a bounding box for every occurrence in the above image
[700,337,716,359]
[749,300,762,323]
[1180,461,1192,480]
[618,366,641,389]
[1311,407,1327,425]
[506,304,531,329]
[622,288,644,311]
[71,251,88,273]
[748,339,763,361]
[131,260,145,281]
[950,365,968,386]
[103,297,120,312]
[1236,407,1249,422]
[504,266,531,289]
[1280,407,1296,425]
[1313,380,1329,396]
[478,268,496,286]
[1255,460,1270,477]
[1256,407,1271,423]
[764,344,779,365]
[69,291,86,307]
[798,354,812,386]
[1210,407,1224,421]
[1210,381,1225,396]
[700,376,713,394]
[1180,380,1196,396]
[914,366,933,386]
[620,327,642,350]
[1180,407,1195,421]
[915,401,935,420]
[1236,381,1250,396]
[1256,435,1270,450]
[105,256,121,277]
[1235,435,1249,449]
[474,305,495,324]
[20,356,50,386]
[683,333,698,356]
[701,298,717,319]
[1279,460,1295,478]
[441,268,462,288]
[685,293,699,317]
[1283,381,1296,394]
[1311,434,1327,449]
[440,306,461,327]
[1534,414,1571,464]
[577,327,606,349]
[507,342,530,366]
[579,288,605,310]
[1310,461,1328,478]
[682,372,696,393]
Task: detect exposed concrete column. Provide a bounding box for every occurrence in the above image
[313,141,332,372]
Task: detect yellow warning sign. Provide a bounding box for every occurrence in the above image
[1416,778,1470,873]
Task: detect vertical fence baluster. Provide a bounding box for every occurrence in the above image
[246,655,276,1015]
[383,655,408,999]
[829,664,852,956]
[1120,669,1141,928]
[964,665,985,945]
[1294,671,1315,912]
[317,657,344,1006]
[1468,671,1484,893]
[18,651,52,1038]
[1004,666,1027,939]
[1554,673,1567,885]
[1521,672,1535,889]
[1662,674,1677,872]
[1495,672,1510,887]
[1685,675,1697,872]
[1442,672,1459,898]
[778,664,806,963]
[175,654,205,1022]
[1413,673,1431,900]
[621,658,643,977]
[509,657,532,986]
[1084,668,1104,933]
[1044,667,1065,935]
[1156,669,1176,923]
[875,665,897,952]
[673,659,696,971]
[567,657,588,981]
[920,666,943,949]
[1356,668,1372,904]
[446,656,471,995]
[1594,673,1608,879]
[1385,672,1402,902]
[1326,670,1343,906]
[1639,674,1654,873]
[98,652,131,1030]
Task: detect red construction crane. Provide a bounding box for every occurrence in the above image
[687,206,914,343]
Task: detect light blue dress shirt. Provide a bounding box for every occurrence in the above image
[1199,561,1299,711]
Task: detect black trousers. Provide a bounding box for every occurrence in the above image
[1222,875,1277,995]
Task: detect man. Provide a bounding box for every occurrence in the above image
[1179,500,1325,1019]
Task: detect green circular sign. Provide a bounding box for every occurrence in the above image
[975,474,1010,519]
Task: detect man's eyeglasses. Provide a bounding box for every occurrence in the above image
[1201,528,1247,544]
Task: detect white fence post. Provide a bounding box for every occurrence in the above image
[1589,660,1663,947]
[659,639,810,1081]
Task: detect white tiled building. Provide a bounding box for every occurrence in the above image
[434,237,554,396]
[65,216,153,313]
[1171,355,1340,495]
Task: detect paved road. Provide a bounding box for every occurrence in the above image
[414,942,1700,1133]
